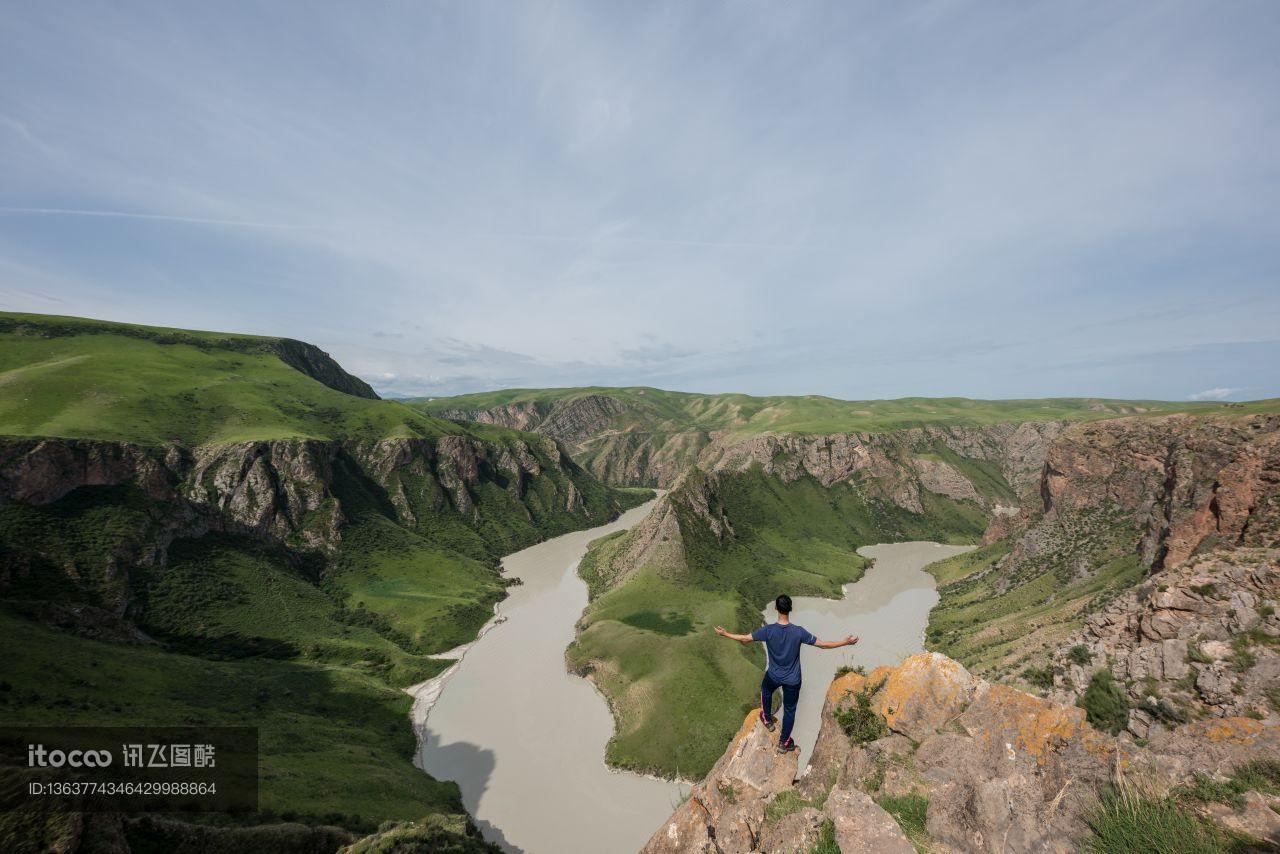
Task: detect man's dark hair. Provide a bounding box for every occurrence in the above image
[775,594,792,614]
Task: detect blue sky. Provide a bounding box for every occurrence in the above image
[2,1,1277,401]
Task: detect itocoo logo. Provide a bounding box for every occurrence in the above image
[28,744,113,768]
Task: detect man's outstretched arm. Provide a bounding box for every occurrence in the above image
[714,626,756,644]
[814,634,859,649]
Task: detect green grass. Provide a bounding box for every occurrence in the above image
[765,789,818,824]
[877,792,930,852]
[1179,760,1280,809]
[924,508,1146,673]
[567,573,764,777]
[809,819,840,854]
[1085,786,1258,853]
[0,609,459,833]
[834,684,889,745]
[0,311,472,444]
[342,815,499,852]
[1078,670,1130,735]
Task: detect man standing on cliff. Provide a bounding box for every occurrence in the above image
[715,595,859,754]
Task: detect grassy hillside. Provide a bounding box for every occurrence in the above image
[0,312,464,444]
[0,313,639,848]
[567,467,987,778]
[923,512,1146,679]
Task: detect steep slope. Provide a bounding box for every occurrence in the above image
[0,313,640,852]
[926,413,1280,684]
[915,412,1280,750]
[414,386,1226,486]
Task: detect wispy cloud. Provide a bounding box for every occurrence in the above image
[0,207,316,231]
[1188,387,1244,401]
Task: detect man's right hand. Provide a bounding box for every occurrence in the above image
[844,635,859,647]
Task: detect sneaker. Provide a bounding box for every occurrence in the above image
[776,737,796,754]
[759,711,775,732]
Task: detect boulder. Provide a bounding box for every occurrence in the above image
[822,787,915,854]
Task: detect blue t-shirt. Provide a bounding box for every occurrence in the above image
[752,622,817,685]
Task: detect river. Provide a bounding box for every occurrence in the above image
[412,502,972,852]
[412,498,682,854]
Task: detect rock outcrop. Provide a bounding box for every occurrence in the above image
[435,394,1065,498]
[1040,413,1280,569]
[1046,548,1279,735]
[646,652,1280,853]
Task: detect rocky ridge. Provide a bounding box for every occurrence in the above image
[644,652,1280,853]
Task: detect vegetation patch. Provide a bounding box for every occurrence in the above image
[926,508,1145,674]
[834,682,888,745]
[1179,760,1280,809]
[809,818,839,854]
[1085,785,1259,853]
[876,792,930,852]
[1068,644,1094,666]
[620,610,695,636]
[1078,670,1129,735]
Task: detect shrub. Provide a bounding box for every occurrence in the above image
[1021,666,1054,691]
[1068,644,1093,666]
[834,682,887,745]
[1186,639,1212,664]
[1078,670,1129,735]
[1230,636,1257,671]
[1137,695,1189,725]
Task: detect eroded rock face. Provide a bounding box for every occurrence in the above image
[0,433,618,621]
[1041,413,1280,569]
[700,423,1060,513]
[1048,548,1279,730]
[438,394,1066,499]
[651,652,1280,853]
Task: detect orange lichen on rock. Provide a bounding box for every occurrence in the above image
[824,665,891,705]
[872,652,975,739]
[966,683,1113,764]
[1199,717,1266,744]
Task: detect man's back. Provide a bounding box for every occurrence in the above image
[751,622,816,685]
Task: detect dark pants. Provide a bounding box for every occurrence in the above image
[760,674,801,744]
